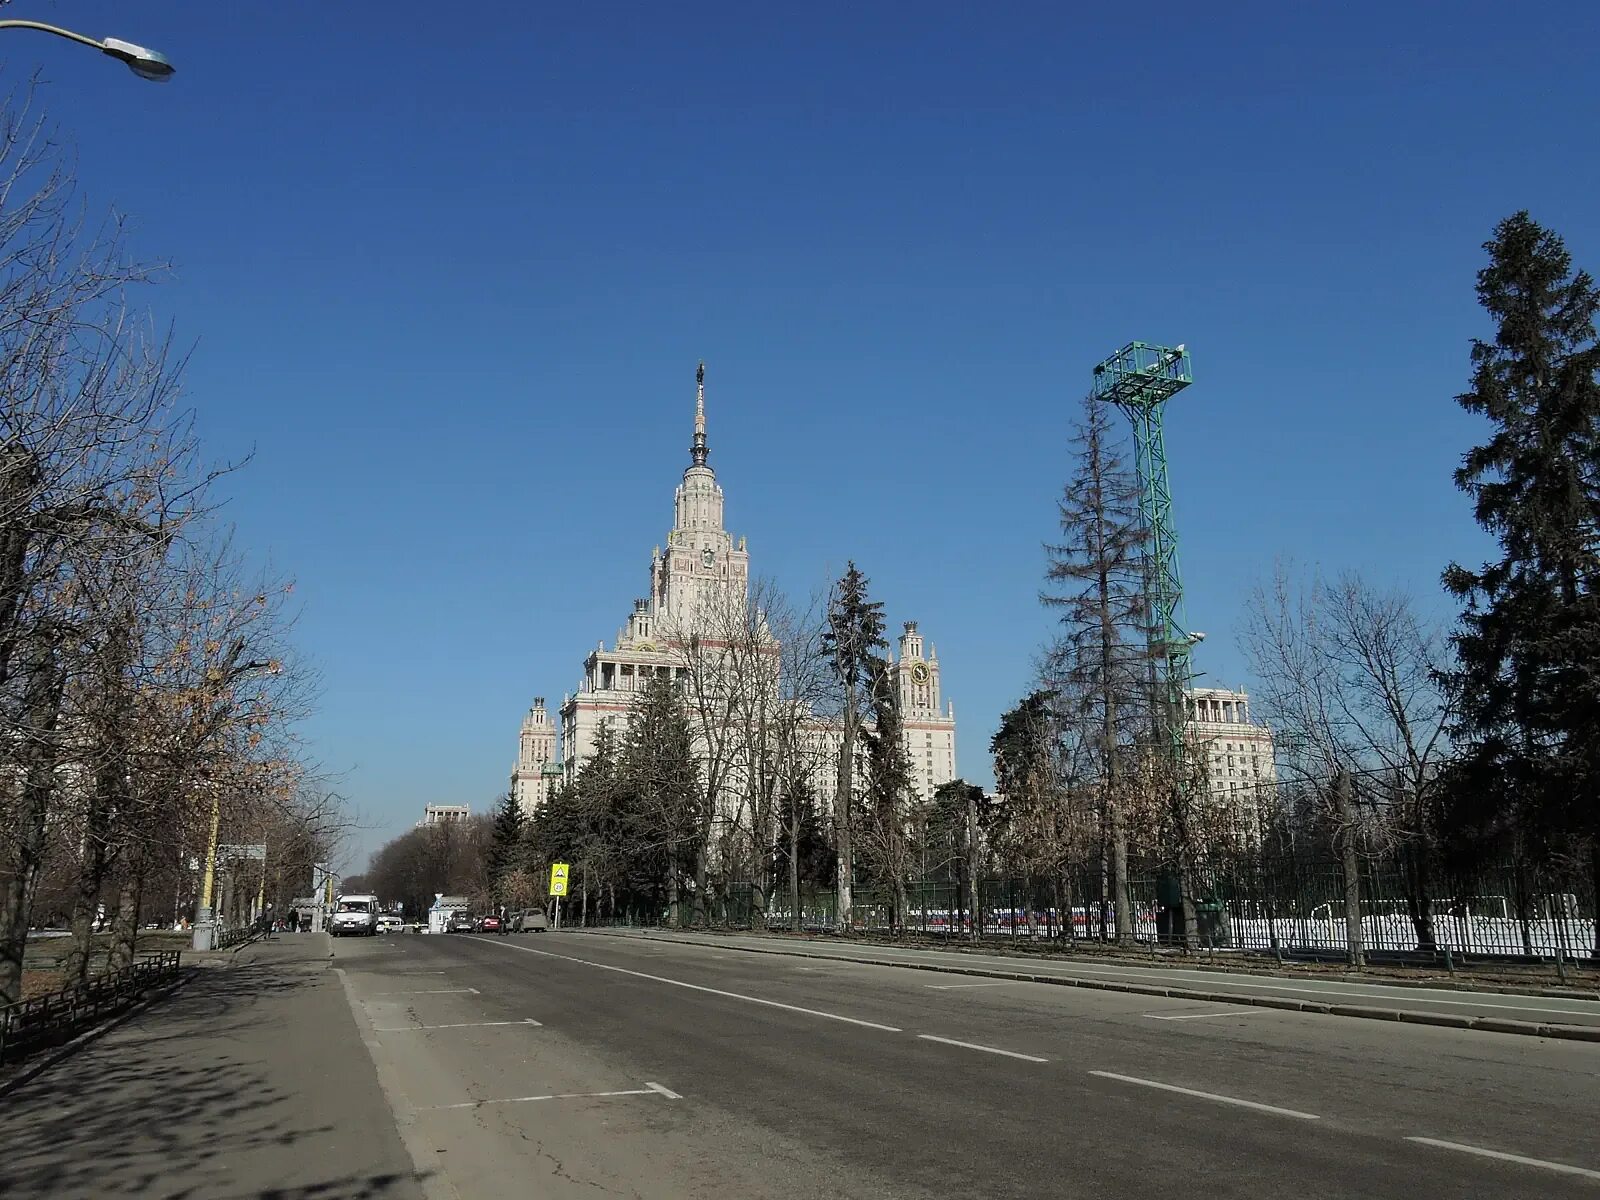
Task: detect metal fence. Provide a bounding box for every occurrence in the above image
[609,856,1597,975]
[0,951,184,1065]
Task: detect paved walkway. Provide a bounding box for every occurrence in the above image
[0,933,426,1200]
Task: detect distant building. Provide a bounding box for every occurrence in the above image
[419,804,470,827]
[1185,687,1276,840]
[510,698,562,817]
[514,363,959,829]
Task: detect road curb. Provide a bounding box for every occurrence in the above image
[584,930,1600,1043]
[0,970,193,1100]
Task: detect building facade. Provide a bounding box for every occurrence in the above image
[512,363,957,815]
[1185,687,1276,838]
[418,804,470,827]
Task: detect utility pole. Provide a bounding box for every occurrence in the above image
[1092,342,1202,942]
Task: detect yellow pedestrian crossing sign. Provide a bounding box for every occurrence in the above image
[549,862,570,897]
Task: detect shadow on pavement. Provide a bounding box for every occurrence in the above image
[0,937,429,1200]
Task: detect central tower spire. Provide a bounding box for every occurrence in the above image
[690,360,709,469]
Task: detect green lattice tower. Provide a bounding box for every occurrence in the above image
[1091,341,1196,764]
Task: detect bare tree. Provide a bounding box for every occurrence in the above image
[1242,565,1454,960]
[1042,393,1149,943]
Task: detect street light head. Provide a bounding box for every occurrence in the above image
[101,37,175,82]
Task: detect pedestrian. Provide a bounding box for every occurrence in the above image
[258,904,274,940]
[498,904,509,936]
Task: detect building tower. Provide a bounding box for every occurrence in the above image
[647,361,750,631]
[892,621,957,803]
[511,698,558,816]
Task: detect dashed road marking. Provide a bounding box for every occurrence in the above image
[1404,1137,1600,1181]
[917,1034,1047,1062]
[1089,1070,1320,1120]
[464,936,903,1032]
[375,1018,542,1032]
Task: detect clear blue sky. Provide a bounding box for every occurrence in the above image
[19,1,1600,864]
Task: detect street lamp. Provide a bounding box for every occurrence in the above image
[0,20,175,82]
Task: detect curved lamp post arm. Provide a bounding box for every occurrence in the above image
[0,19,175,81]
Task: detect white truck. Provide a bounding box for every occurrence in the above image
[329,894,380,937]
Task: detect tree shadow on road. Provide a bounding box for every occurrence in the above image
[0,946,431,1200]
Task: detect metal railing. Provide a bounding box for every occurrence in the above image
[0,950,183,1065]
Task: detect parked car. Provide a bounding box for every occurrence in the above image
[447,911,475,933]
[513,909,549,933]
[376,914,403,933]
[479,914,502,933]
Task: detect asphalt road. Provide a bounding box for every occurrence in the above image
[335,929,1600,1199]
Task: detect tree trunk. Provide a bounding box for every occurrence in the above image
[667,865,680,929]
[0,636,65,1006]
[965,785,981,942]
[1590,840,1600,961]
[107,844,146,971]
[835,715,855,933]
[1111,811,1132,944]
[1333,768,1365,968]
[693,841,709,928]
[1401,839,1438,955]
[63,798,115,985]
[788,793,801,933]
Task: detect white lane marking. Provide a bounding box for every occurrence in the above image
[375,1019,542,1032]
[1404,1137,1600,1181]
[646,1081,683,1099]
[419,1087,666,1111]
[926,982,1014,990]
[1144,1009,1259,1021]
[1089,1071,1320,1120]
[918,1034,1047,1062]
[462,936,902,1032]
[365,987,479,996]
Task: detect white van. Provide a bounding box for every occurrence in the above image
[330,894,380,937]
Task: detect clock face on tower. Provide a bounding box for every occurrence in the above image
[701,548,715,568]
[911,662,930,684]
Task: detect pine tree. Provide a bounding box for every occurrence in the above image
[1043,392,1148,942]
[1442,212,1600,926]
[822,562,887,932]
[620,670,700,927]
[486,791,525,905]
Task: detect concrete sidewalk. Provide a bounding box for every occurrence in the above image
[0,933,427,1200]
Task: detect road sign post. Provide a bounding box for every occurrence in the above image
[549,863,569,931]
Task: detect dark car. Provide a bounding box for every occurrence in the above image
[447,912,475,933]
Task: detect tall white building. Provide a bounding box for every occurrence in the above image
[513,363,958,818]
[1185,687,1276,839]
[510,698,562,817]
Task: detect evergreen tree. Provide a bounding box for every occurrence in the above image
[1441,212,1600,921]
[861,659,914,931]
[486,790,525,904]
[1042,392,1148,941]
[620,670,700,927]
[821,562,887,931]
